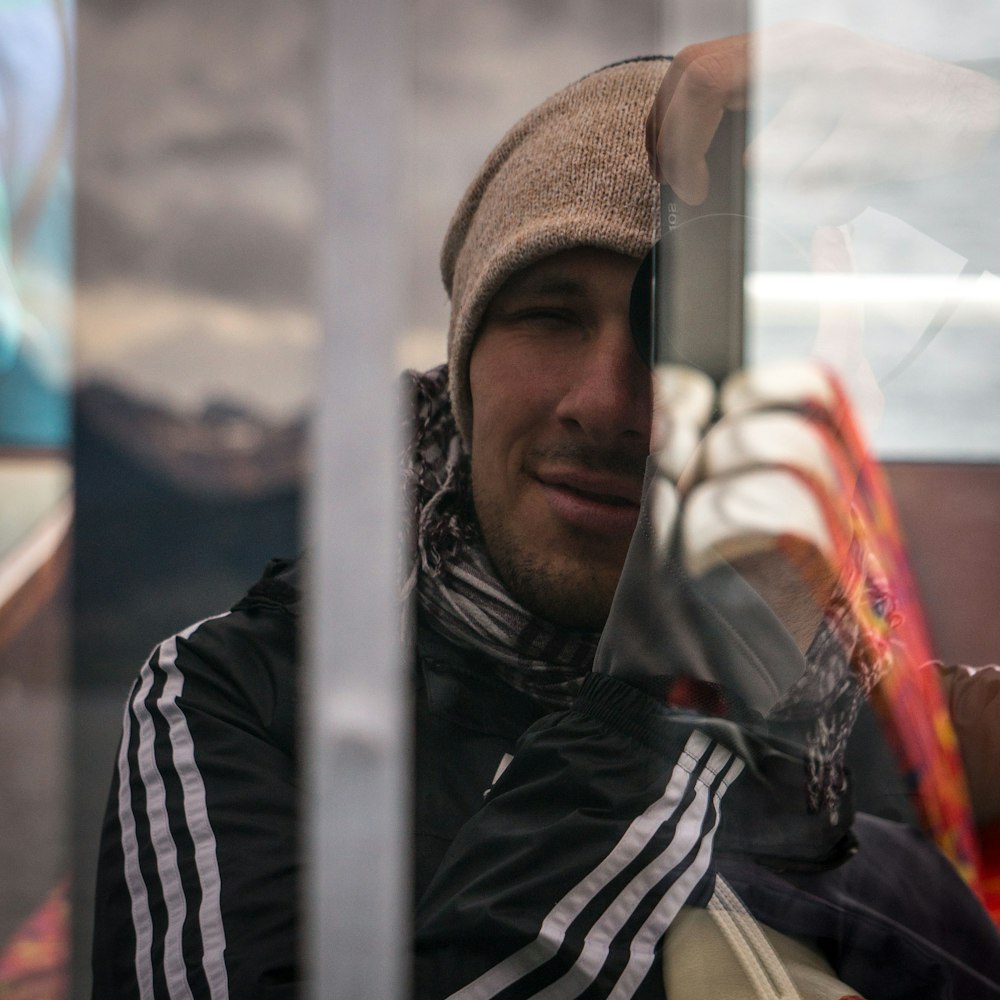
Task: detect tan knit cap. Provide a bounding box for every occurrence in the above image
[441,57,667,445]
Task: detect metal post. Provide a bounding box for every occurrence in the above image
[307,0,409,995]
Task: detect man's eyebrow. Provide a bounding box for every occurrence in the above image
[498,270,586,299]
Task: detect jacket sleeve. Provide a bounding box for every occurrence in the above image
[91,595,299,1000]
[413,672,748,1000]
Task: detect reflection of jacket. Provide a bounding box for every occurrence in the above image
[93,558,1000,999]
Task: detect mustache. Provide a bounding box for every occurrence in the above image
[525,442,648,482]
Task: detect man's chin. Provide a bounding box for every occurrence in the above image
[475,491,627,630]
[494,550,617,632]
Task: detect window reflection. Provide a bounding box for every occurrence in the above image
[43,0,1000,995]
[0,0,72,995]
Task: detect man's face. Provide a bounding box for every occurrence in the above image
[469,246,651,630]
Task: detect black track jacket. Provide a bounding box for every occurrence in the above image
[92,559,1000,999]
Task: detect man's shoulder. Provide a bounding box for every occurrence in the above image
[169,556,303,700]
[232,556,304,618]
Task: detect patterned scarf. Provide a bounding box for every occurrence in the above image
[402,365,599,710]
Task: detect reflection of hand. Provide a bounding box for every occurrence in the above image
[601,361,883,721]
[677,362,872,688]
[600,360,892,818]
[598,360,910,824]
[646,22,1000,222]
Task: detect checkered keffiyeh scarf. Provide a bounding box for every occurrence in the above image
[402,364,599,709]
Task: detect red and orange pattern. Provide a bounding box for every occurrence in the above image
[795,370,987,912]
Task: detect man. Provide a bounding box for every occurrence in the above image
[93,38,1000,1000]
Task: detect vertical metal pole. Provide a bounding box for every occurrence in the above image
[656,0,749,384]
[307,0,408,996]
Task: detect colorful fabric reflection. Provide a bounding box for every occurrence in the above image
[0,0,73,448]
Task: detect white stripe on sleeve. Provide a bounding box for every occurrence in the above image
[607,754,745,999]
[533,746,743,1000]
[446,729,741,1000]
[158,621,231,999]
[117,613,231,1000]
[118,670,157,1000]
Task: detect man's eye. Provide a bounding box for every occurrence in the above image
[512,308,577,328]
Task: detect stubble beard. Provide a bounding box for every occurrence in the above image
[473,489,617,633]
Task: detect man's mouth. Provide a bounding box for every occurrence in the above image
[534,468,643,536]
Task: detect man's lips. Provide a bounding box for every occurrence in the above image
[533,467,643,536]
[536,468,642,504]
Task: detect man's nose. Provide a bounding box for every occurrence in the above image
[555,319,651,445]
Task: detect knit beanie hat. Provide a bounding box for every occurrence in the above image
[441,57,667,445]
